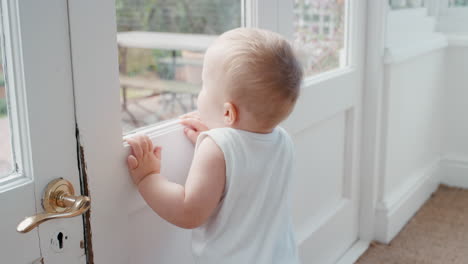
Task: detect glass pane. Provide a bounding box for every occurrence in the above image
[294,0,347,77]
[115,0,242,133]
[388,0,425,9]
[0,15,14,178]
[449,0,468,6]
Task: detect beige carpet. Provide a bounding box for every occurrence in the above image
[356,185,468,264]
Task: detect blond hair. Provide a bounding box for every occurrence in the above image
[215,28,303,129]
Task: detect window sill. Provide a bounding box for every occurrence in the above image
[447,34,468,47]
[388,7,427,16]
[123,119,194,213]
[384,33,448,65]
[123,119,184,142]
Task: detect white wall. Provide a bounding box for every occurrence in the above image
[374,49,446,243]
[444,46,468,157]
[374,41,468,243]
[441,44,468,188]
[373,6,448,243]
[384,50,445,197]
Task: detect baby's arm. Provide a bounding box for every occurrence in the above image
[126,135,225,229]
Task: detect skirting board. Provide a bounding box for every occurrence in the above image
[440,155,468,189]
[374,160,441,244]
[335,240,370,264]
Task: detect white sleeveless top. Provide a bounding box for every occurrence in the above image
[192,126,301,264]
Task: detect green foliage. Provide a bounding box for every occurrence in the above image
[454,0,468,6]
[115,0,241,34]
[0,98,7,117]
[152,49,180,79]
[122,48,156,76]
[115,0,241,79]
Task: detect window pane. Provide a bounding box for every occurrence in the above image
[0,15,14,178]
[115,0,242,133]
[294,0,347,77]
[449,0,468,6]
[389,0,425,9]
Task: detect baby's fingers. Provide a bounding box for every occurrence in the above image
[137,135,149,154]
[184,127,199,145]
[179,118,208,132]
[127,155,138,170]
[179,111,200,120]
[144,136,153,153]
[126,138,143,160]
[153,146,162,160]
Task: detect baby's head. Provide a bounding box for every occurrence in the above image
[197,28,303,133]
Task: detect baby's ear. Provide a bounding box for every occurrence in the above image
[223,102,238,126]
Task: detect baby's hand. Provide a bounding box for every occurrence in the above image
[179,111,208,144]
[125,135,162,186]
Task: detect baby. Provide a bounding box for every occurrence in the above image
[125,28,303,263]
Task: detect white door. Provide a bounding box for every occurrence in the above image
[68,0,366,263]
[281,1,365,262]
[0,0,89,263]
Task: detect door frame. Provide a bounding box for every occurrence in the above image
[335,1,389,262]
[356,0,388,249]
[66,0,130,263]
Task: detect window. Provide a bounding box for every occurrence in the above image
[115,0,243,133]
[312,25,319,34]
[449,0,468,6]
[389,0,425,9]
[0,10,14,178]
[294,0,347,77]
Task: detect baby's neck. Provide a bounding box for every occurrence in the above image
[229,122,275,134]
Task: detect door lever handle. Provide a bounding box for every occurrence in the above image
[17,178,91,233]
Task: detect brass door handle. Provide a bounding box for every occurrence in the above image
[17,178,91,233]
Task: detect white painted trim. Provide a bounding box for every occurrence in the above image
[437,0,451,15]
[253,0,278,32]
[335,240,370,264]
[440,155,468,189]
[384,34,448,64]
[296,199,349,245]
[243,0,257,28]
[281,71,356,136]
[436,4,468,33]
[446,34,468,46]
[440,6,468,16]
[302,67,355,88]
[123,119,183,140]
[358,0,388,242]
[123,120,194,214]
[0,0,86,262]
[387,7,428,16]
[277,0,293,40]
[427,0,442,16]
[0,0,33,190]
[374,159,441,243]
[67,0,129,262]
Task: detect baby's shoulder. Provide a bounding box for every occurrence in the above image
[195,136,224,160]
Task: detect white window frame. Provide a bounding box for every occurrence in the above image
[97,0,355,138]
[436,0,468,33]
[0,0,33,190]
[283,0,354,87]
